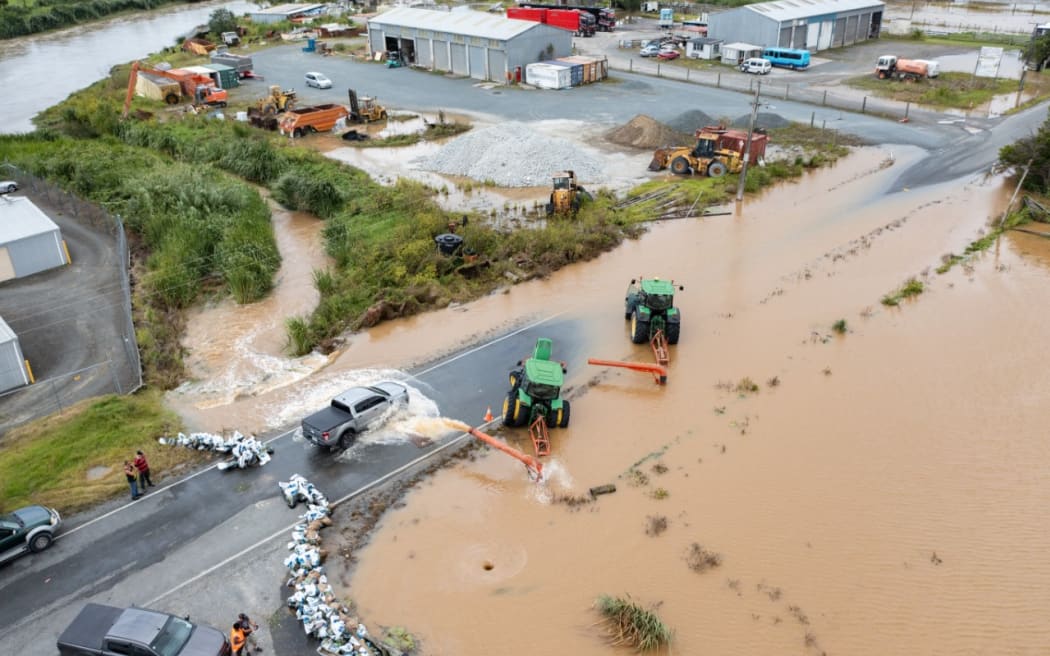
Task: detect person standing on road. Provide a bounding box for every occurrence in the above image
[133,450,154,490]
[123,461,140,500]
[236,613,261,652]
[230,622,246,656]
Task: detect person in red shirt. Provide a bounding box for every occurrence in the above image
[133,450,154,489]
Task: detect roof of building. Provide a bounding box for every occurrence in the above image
[251,3,325,16]
[722,42,764,50]
[369,7,544,40]
[0,315,15,345]
[0,196,60,244]
[689,37,724,45]
[745,0,885,22]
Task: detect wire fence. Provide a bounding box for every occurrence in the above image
[0,167,142,434]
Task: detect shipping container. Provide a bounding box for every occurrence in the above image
[525,62,572,89]
[210,49,254,78]
[545,59,582,86]
[558,55,607,83]
[201,63,240,89]
[506,7,546,23]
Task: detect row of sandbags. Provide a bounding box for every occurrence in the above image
[279,475,389,656]
[158,431,273,470]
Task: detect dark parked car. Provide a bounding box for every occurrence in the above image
[0,504,61,564]
[57,603,230,656]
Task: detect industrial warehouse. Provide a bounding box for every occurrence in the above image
[706,0,885,52]
[0,195,68,283]
[0,315,31,393]
[367,7,573,82]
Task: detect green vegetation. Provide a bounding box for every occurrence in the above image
[351,121,471,149]
[0,391,201,513]
[847,72,1017,110]
[594,594,673,651]
[0,0,194,39]
[685,543,723,573]
[832,318,848,334]
[735,377,759,394]
[382,627,416,651]
[1000,109,1050,194]
[881,277,925,306]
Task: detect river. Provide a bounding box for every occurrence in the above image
[0,0,259,134]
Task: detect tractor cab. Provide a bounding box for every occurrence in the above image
[552,171,575,190]
[504,338,570,430]
[625,277,683,345]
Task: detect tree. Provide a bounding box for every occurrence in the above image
[1024,33,1050,72]
[208,8,237,36]
[999,109,1050,194]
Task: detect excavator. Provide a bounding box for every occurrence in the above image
[546,170,592,215]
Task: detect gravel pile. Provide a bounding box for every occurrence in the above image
[731,112,792,130]
[667,110,715,133]
[416,122,604,187]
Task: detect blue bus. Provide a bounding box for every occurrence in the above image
[761,47,810,70]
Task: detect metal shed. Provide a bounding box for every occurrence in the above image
[707,0,884,52]
[0,315,31,393]
[368,7,573,83]
[0,196,68,283]
[248,3,326,24]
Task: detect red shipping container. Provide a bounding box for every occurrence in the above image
[507,7,546,23]
[545,9,582,32]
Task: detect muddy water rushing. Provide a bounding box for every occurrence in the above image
[346,148,1050,655]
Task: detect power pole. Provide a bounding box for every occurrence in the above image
[735,80,761,202]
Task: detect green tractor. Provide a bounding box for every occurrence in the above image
[625,277,683,345]
[503,338,571,429]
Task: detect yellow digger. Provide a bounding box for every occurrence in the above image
[648,126,746,178]
[248,85,297,130]
[546,170,592,216]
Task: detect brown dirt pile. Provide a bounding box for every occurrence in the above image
[605,115,691,150]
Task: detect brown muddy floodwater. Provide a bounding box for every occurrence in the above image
[340,148,1050,655]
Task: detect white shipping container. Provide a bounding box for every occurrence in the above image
[525,62,572,90]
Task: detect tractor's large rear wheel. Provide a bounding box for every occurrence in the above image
[556,401,571,428]
[502,393,518,426]
[707,161,727,178]
[509,371,520,388]
[670,156,691,175]
[666,314,681,345]
[630,310,650,344]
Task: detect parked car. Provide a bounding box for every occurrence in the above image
[304,72,332,89]
[301,382,410,451]
[57,603,229,656]
[639,44,660,57]
[657,50,680,60]
[0,180,17,194]
[0,504,61,564]
[740,57,772,75]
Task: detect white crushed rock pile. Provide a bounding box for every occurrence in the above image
[416,122,604,187]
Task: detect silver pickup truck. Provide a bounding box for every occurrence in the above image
[301,382,409,451]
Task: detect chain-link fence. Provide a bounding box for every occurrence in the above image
[0,166,142,434]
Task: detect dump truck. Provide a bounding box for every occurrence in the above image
[649,125,767,177]
[625,277,683,344]
[279,103,350,137]
[503,338,571,429]
[347,89,387,122]
[875,55,940,80]
[546,170,592,215]
[507,7,595,36]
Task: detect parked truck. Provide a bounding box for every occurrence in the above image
[659,7,674,29]
[278,103,350,137]
[301,382,409,451]
[875,55,940,80]
[57,603,229,656]
[210,47,254,79]
[518,2,615,31]
[508,6,595,36]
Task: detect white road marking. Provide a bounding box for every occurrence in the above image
[60,314,560,541]
[144,419,500,607]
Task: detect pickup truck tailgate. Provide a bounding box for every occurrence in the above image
[57,603,122,653]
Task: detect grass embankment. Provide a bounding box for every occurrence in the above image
[847,72,1019,110]
[0,391,202,513]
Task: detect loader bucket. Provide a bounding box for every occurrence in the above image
[648,149,669,171]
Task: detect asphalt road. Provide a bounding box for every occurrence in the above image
[2,38,1048,655]
[0,312,591,655]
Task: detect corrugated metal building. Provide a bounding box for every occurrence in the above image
[707,0,884,52]
[248,3,327,24]
[0,315,31,394]
[0,197,68,283]
[367,7,573,82]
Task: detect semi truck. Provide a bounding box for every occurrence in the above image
[875,55,940,80]
[518,3,616,31]
[507,7,596,36]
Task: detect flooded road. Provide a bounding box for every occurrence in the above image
[335,147,1050,655]
[0,0,258,133]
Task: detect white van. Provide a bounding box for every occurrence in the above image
[740,58,771,75]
